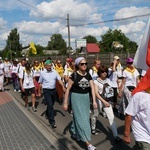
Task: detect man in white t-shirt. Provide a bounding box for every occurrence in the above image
[124,90,150,149]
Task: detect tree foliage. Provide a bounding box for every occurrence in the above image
[4,28,22,58]
[100,29,138,52]
[47,34,67,54]
[83,35,97,43]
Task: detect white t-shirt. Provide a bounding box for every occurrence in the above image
[4,61,12,72]
[125,91,150,143]
[94,78,109,94]
[20,70,34,89]
[32,68,42,77]
[11,65,19,74]
[89,69,98,80]
[18,65,25,78]
[108,68,118,88]
[123,68,139,87]
[0,63,4,74]
[116,63,123,78]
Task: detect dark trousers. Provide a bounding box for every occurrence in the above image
[43,89,57,125]
[133,141,150,150]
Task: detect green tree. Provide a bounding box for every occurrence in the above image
[100,29,138,52]
[47,34,67,54]
[4,28,22,58]
[83,35,97,43]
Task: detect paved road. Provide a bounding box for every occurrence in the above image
[1,84,135,150]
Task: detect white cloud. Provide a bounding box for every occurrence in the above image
[114,6,150,21]
[117,21,145,34]
[30,0,93,21]
[15,21,62,35]
[0,18,7,28]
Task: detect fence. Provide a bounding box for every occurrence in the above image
[17,52,135,68]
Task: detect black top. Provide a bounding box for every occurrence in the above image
[70,72,92,94]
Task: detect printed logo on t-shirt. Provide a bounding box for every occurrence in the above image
[78,77,90,89]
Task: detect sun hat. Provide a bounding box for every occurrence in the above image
[126,57,133,63]
[75,57,85,66]
[114,56,120,60]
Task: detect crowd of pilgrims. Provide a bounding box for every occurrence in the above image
[0,56,146,150]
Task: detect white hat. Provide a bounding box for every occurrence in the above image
[0,57,2,59]
[114,56,120,60]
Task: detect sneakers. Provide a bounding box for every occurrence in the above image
[114,136,122,144]
[51,124,57,128]
[25,104,30,110]
[18,90,21,93]
[91,129,98,135]
[88,144,96,150]
[32,107,37,112]
[14,89,16,92]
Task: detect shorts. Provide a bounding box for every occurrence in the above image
[24,87,35,96]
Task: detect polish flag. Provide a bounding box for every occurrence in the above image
[132,17,150,95]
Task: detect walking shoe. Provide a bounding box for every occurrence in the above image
[25,104,30,110]
[32,107,37,112]
[91,129,98,135]
[51,124,57,128]
[88,144,96,150]
[18,90,21,93]
[14,89,16,92]
[114,136,122,144]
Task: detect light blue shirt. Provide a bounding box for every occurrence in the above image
[39,69,61,89]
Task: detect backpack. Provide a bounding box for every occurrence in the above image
[97,79,114,101]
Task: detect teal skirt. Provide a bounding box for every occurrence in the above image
[71,92,91,142]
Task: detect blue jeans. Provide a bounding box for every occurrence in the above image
[43,89,57,125]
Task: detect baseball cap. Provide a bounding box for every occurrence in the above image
[45,59,52,65]
[126,57,133,63]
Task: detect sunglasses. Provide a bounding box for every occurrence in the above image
[101,71,107,73]
[80,63,88,66]
[127,62,133,64]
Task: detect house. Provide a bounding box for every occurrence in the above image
[79,43,100,54]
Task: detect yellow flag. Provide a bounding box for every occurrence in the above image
[30,42,37,54]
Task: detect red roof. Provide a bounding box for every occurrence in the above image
[86,43,100,53]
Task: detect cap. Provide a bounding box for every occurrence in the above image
[114,56,120,60]
[45,59,52,65]
[15,59,18,62]
[0,57,2,60]
[75,57,85,66]
[126,57,133,63]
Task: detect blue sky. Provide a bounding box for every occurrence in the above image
[0,0,150,50]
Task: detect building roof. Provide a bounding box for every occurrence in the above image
[86,43,100,53]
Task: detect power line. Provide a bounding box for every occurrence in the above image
[17,0,66,20]
[71,13,150,27]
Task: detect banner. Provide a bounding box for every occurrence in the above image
[133,17,150,71]
[30,42,37,55]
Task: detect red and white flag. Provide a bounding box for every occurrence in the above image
[132,17,150,95]
[133,17,150,70]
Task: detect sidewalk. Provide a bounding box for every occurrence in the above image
[1,84,135,150]
[0,90,67,150]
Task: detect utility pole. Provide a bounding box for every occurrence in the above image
[67,14,71,58]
